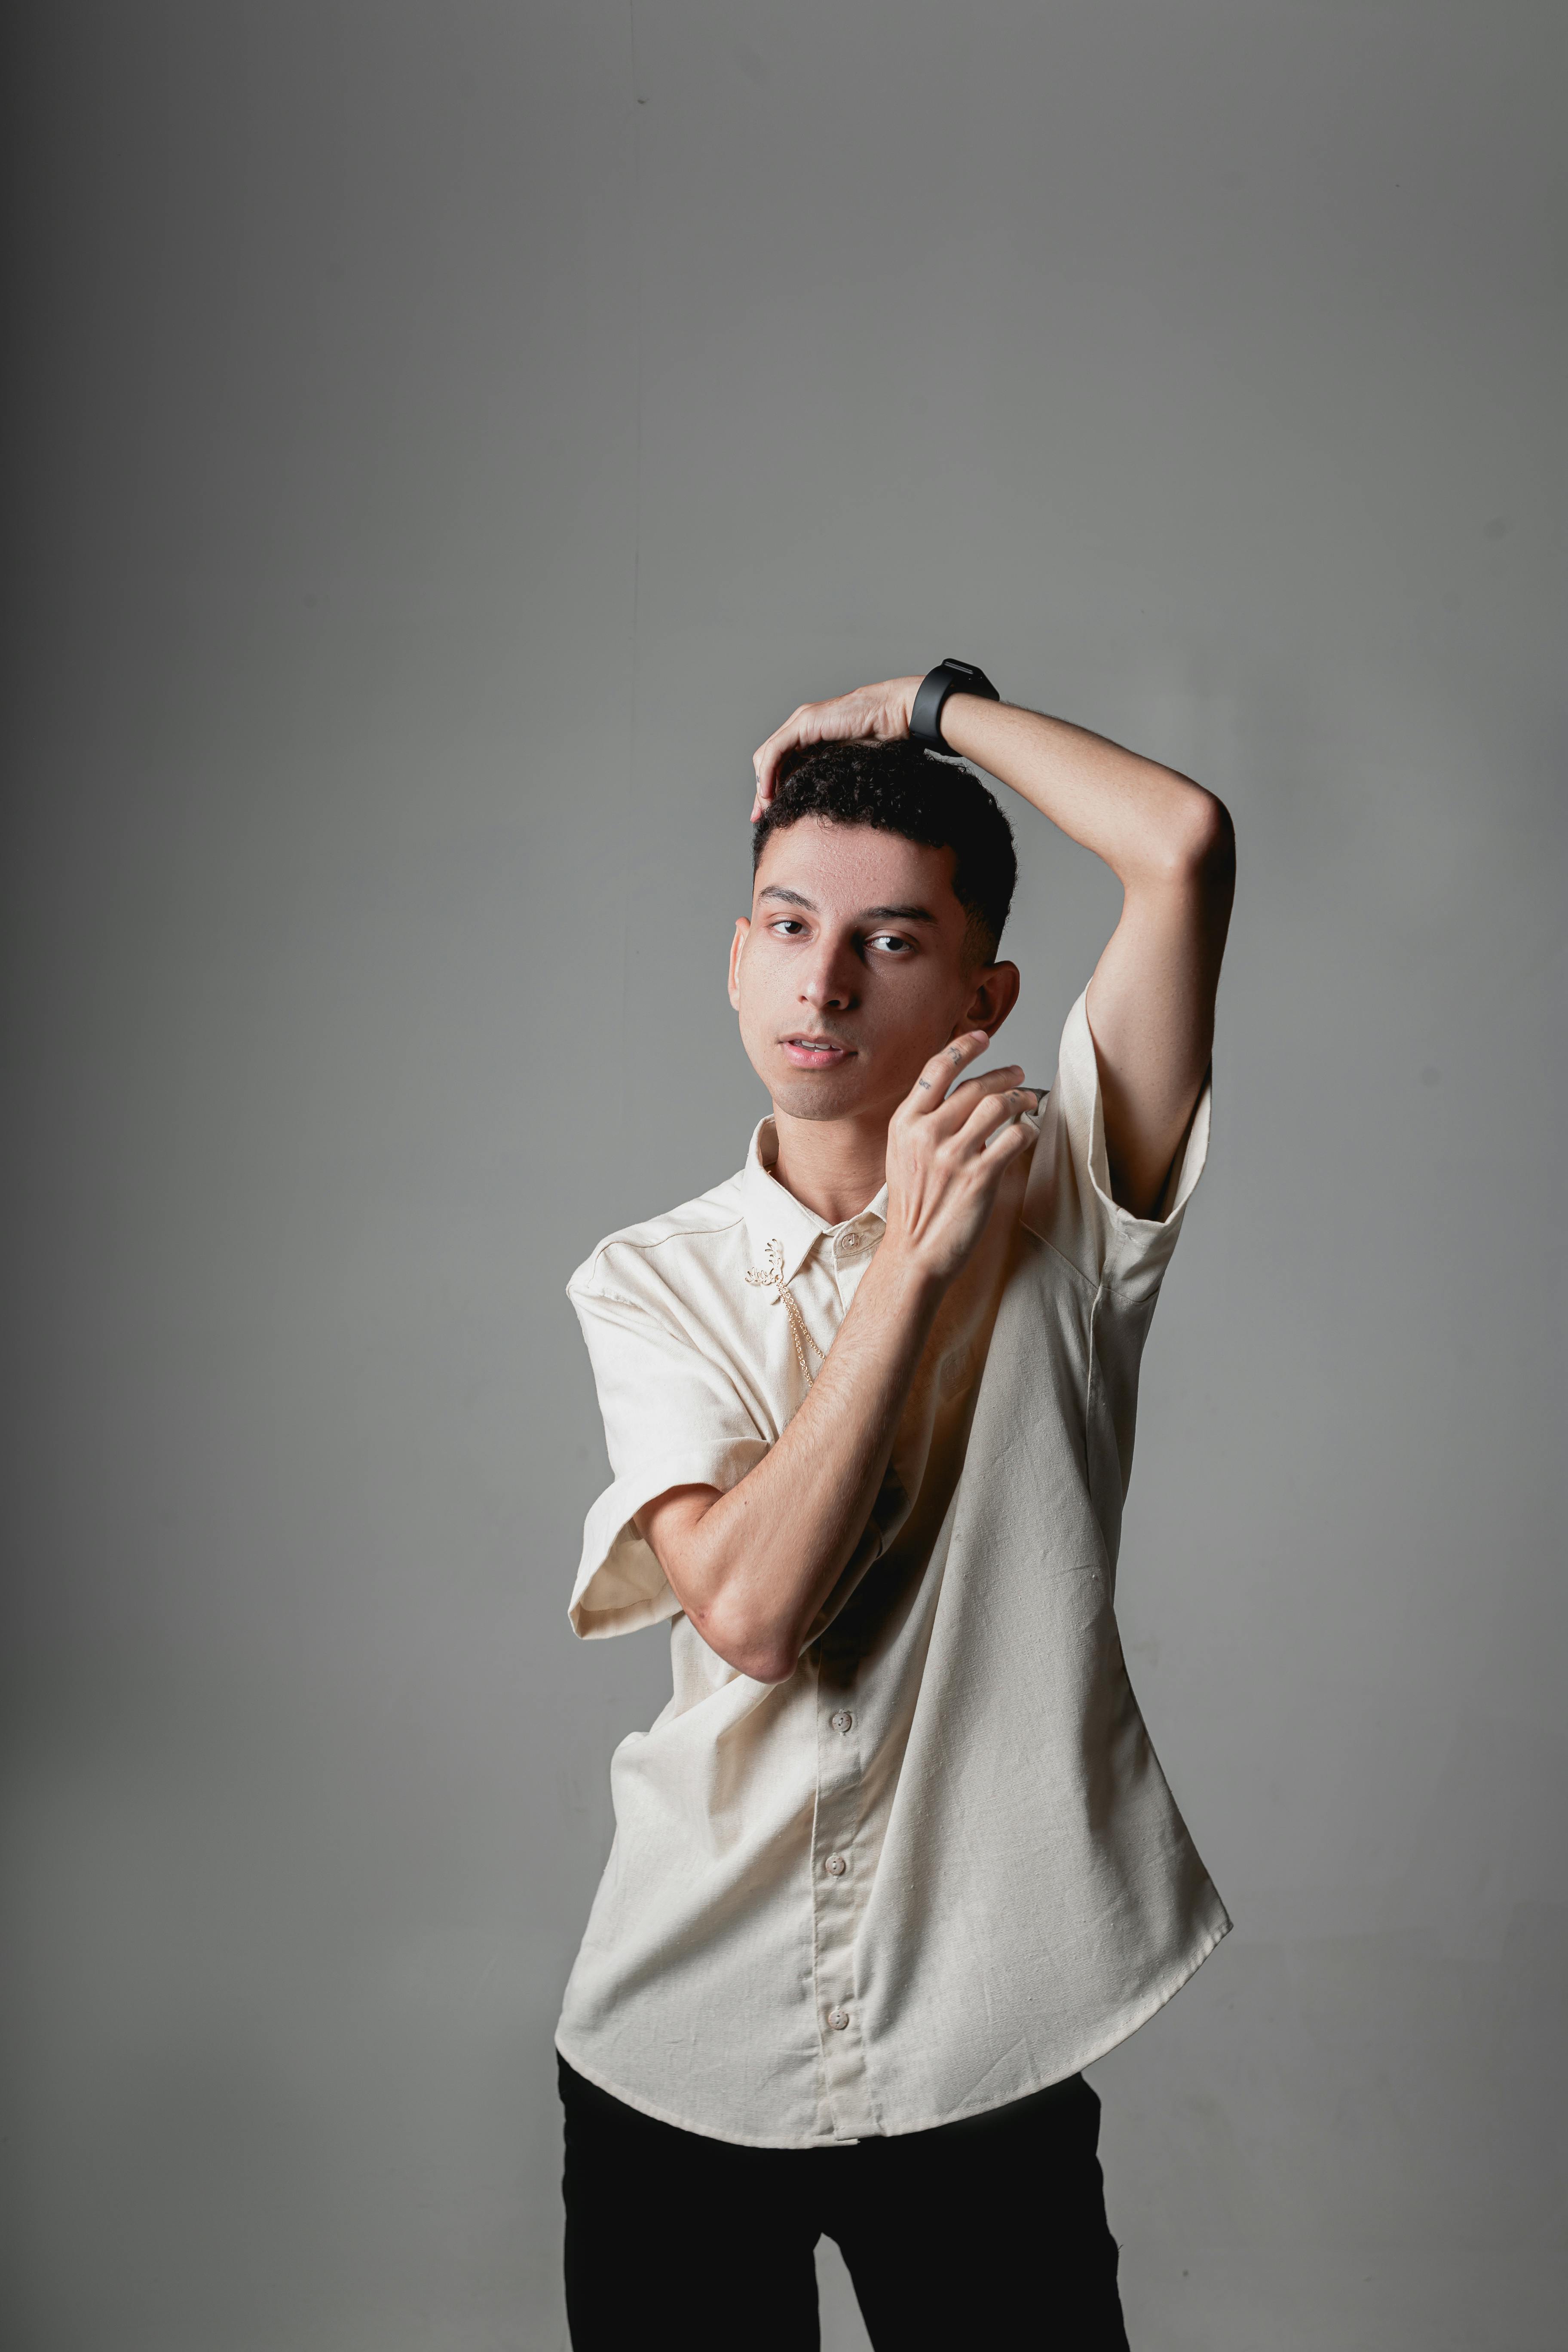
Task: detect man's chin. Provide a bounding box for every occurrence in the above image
[767,1068,883,1122]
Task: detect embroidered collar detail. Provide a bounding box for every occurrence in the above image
[745,1238,826,1383]
[738,1117,888,1289]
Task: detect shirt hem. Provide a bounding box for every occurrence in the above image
[553,1900,1233,2151]
[552,2034,854,2148]
[867,1899,1235,2141]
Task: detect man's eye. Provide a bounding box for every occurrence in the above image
[772,919,806,937]
[870,934,913,954]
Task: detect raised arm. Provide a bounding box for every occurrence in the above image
[938,694,1233,1217]
[753,679,1235,1219]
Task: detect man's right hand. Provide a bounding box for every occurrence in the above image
[635,1030,1039,1684]
[880,1031,1040,1290]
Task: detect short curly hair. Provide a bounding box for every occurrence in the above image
[751,739,1017,963]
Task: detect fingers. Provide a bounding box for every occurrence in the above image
[944,1066,1033,1111]
[919,1058,1037,1144]
[974,1109,1038,1176]
[959,1080,1043,1152]
[749,680,913,820]
[884,1042,1037,1282]
[943,1072,1031,1148]
[752,704,815,816]
[906,1030,993,1110]
[934,1066,1027,1139]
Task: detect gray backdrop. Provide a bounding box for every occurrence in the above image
[4,3,1562,2346]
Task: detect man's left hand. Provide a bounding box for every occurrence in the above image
[750,676,923,822]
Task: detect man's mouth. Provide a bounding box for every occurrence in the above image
[780,1035,855,1069]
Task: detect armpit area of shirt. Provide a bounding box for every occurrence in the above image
[1022,987,1210,1295]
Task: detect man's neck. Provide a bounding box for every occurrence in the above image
[766,1104,890,1227]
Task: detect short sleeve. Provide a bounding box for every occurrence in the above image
[566,1274,770,1639]
[1021,987,1210,1301]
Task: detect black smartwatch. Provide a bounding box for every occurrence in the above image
[909,658,1001,751]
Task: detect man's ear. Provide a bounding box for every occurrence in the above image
[959,959,1021,1038]
[727,916,750,1011]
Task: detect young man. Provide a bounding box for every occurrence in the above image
[555,662,1236,2349]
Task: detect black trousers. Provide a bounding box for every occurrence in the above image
[559,2052,1130,2349]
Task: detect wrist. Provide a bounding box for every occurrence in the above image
[931,692,1004,763]
[866,1232,949,1320]
[909,659,1002,753]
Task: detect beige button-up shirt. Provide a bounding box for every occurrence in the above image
[557,988,1230,2147]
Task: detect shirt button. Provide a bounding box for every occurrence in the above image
[828,2009,850,2031]
[830,1711,853,1734]
[824,1853,848,1877]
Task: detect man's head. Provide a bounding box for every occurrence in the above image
[728,740,1021,1127]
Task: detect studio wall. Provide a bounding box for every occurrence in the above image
[4,4,1562,2344]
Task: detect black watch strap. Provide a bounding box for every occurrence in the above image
[909,658,1001,751]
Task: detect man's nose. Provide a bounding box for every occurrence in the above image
[800,939,858,1010]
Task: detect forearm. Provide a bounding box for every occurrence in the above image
[934,692,1227,884]
[660,1244,943,1683]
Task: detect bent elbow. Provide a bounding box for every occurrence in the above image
[692,1596,799,1686]
[736,1643,801,1687]
[1139,783,1235,909]
[1176,786,1235,885]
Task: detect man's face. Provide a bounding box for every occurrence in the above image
[728,818,1017,1127]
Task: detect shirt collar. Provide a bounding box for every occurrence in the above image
[740,1118,889,1288]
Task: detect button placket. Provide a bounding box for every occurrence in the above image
[812,1649,875,2141]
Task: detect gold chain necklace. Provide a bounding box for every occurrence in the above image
[745,1239,826,1384]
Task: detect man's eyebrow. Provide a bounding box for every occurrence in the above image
[756,885,938,925]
